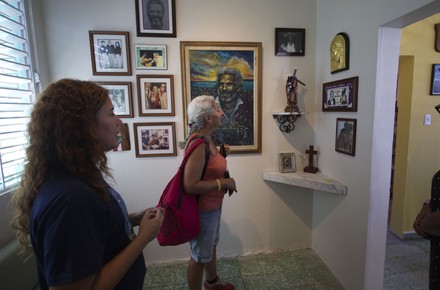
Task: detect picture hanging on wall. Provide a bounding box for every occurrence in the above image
[135,0,176,38]
[133,122,177,157]
[113,123,131,152]
[89,31,131,76]
[135,44,167,70]
[136,74,175,116]
[430,63,440,95]
[322,76,358,112]
[97,82,133,118]
[330,32,350,74]
[275,28,305,56]
[180,41,262,154]
[335,118,357,156]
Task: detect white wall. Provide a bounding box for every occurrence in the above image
[31,0,316,262]
[12,0,437,289]
[314,1,439,289]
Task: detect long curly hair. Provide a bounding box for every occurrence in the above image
[11,79,112,247]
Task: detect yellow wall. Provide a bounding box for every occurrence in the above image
[390,13,440,238]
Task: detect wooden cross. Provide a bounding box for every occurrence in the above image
[304,145,319,173]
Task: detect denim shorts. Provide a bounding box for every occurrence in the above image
[189,207,222,263]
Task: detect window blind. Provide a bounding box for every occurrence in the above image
[0,0,35,194]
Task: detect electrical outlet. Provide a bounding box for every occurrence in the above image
[424,114,431,126]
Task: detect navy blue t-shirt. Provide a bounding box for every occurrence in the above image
[30,170,146,289]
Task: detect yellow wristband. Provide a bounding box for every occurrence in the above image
[215,179,222,191]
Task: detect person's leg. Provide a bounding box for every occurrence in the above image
[187,257,205,290]
[204,247,217,281]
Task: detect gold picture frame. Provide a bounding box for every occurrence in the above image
[180,41,262,154]
[330,32,349,74]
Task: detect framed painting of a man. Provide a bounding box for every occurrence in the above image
[330,32,350,74]
[180,41,262,154]
[135,0,176,38]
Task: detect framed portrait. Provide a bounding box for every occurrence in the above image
[135,44,167,70]
[322,76,358,112]
[430,64,440,95]
[136,74,174,116]
[330,32,350,74]
[89,31,131,75]
[135,0,176,38]
[97,82,133,118]
[275,28,305,56]
[113,123,131,152]
[335,118,357,156]
[133,122,176,157]
[279,152,296,173]
[180,41,262,154]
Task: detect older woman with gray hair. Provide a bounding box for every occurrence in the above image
[182,95,237,290]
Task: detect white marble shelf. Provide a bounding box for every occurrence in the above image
[262,171,347,195]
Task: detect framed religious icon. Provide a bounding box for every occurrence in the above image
[335,118,357,156]
[278,152,296,173]
[430,64,440,95]
[112,123,131,152]
[322,76,358,112]
[180,41,262,154]
[330,32,349,74]
[275,28,305,56]
[89,31,131,75]
[135,44,167,70]
[135,0,176,38]
[133,122,176,157]
[97,82,133,118]
[136,74,174,116]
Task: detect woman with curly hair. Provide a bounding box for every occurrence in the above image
[11,79,163,290]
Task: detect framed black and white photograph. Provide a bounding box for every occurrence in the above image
[279,152,296,173]
[89,31,131,75]
[322,76,358,112]
[133,122,176,157]
[112,123,131,152]
[97,82,133,118]
[136,74,174,116]
[430,64,440,95]
[135,0,176,38]
[335,118,357,156]
[275,28,305,56]
[135,44,167,70]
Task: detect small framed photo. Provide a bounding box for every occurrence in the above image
[97,82,133,118]
[279,152,296,173]
[430,64,440,95]
[133,122,176,157]
[135,44,167,70]
[275,28,305,56]
[89,31,131,75]
[322,76,358,112]
[113,123,131,152]
[135,0,176,38]
[137,74,174,116]
[335,118,357,156]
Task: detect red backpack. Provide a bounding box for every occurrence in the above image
[156,136,209,246]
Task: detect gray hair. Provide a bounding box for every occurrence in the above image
[187,95,215,133]
[217,67,243,88]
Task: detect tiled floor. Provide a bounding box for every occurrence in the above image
[143,232,431,290]
[143,249,344,290]
[383,230,430,290]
